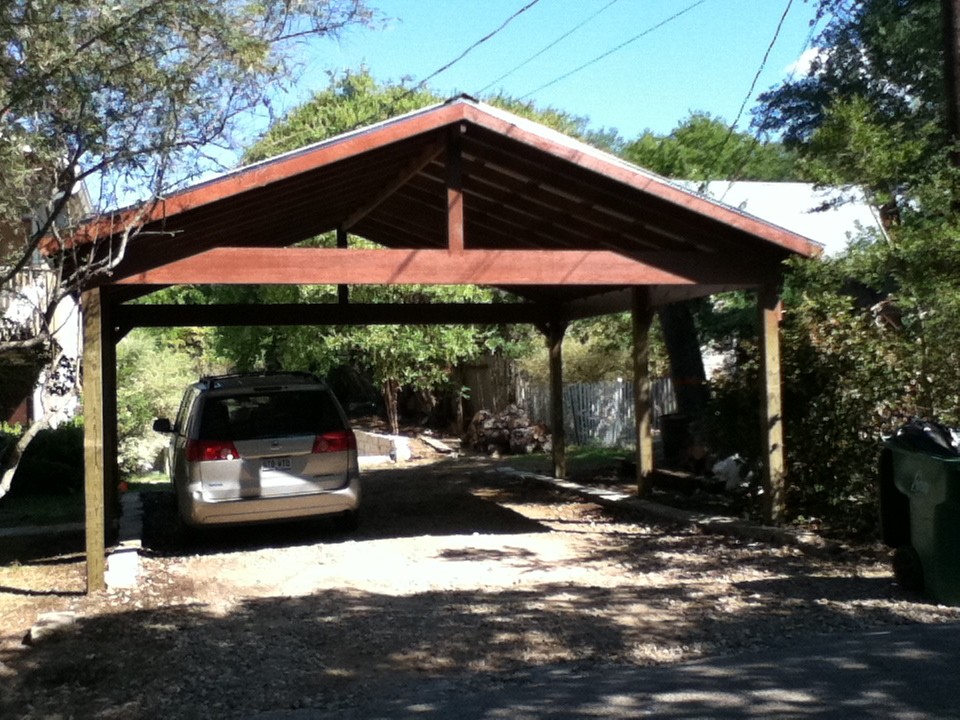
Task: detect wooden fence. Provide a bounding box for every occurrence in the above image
[456,354,678,448]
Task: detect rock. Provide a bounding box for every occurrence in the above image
[23,611,78,645]
[419,435,455,454]
[466,405,551,456]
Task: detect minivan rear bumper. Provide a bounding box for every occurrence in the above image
[178,475,360,526]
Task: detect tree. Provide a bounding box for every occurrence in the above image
[758,0,945,207]
[0,0,375,499]
[624,112,800,182]
[622,114,802,420]
[744,0,960,529]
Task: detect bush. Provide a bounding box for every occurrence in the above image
[117,329,199,475]
[10,420,84,496]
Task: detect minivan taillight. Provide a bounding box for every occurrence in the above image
[187,439,240,462]
[312,430,357,454]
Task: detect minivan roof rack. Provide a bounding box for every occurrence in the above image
[198,371,322,389]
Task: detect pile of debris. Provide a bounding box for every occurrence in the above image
[466,405,552,456]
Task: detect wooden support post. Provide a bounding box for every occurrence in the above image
[546,320,568,479]
[81,288,108,592]
[447,125,464,254]
[758,284,786,524]
[632,287,655,496]
[103,317,119,546]
[337,226,349,305]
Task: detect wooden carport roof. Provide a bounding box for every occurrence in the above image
[80,96,819,592]
[96,95,820,312]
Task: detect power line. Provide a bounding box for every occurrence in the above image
[476,0,623,96]
[333,0,545,138]
[413,0,544,94]
[517,0,710,101]
[714,0,821,198]
[727,0,795,140]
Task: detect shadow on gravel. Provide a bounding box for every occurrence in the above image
[0,532,85,566]
[2,580,956,720]
[141,461,549,557]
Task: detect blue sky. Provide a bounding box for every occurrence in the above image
[284,0,823,141]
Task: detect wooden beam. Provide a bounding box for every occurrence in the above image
[758,284,786,524]
[632,287,655,496]
[81,288,107,593]
[112,248,773,287]
[545,320,568,479]
[56,112,463,250]
[115,302,555,331]
[447,125,465,253]
[458,103,822,258]
[341,138,446,230]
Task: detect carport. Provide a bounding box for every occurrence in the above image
[77,96,820,592]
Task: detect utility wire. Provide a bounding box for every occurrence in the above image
[727,0,794,143]
[476,0,622,96]
[332,0,545,138]
[517,0,710,100]
[413,0,544,94]
[713,0,821,199]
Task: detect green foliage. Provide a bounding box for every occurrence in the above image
[0,421,21,468]
[10,419,83,496]
[743,0,960,532]
[623,112,801,181]
[485,94,625,153]
[519,314,669,385]
[246,69,438,163]
[708,228,960,535]
[116,329,204,475]
[2,0,374,345]
[758,0,944,198]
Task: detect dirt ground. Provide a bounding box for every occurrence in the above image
[2,455,959,719]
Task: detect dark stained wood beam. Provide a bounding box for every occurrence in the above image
[114,302,555,332]
[341,138,446,230]
[447,125,465,253]
[112,248,779,287]
[459,106,821,257]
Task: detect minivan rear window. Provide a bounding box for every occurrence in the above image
[198,390,344,441]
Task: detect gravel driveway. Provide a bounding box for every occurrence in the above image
[2,456,958,719]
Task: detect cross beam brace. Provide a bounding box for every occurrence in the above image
[112,248,774,287]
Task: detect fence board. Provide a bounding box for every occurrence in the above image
[514,377,677,448]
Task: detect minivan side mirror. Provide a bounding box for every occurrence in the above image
[153,418,173,433]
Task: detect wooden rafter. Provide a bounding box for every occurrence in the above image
[341,137,446,230]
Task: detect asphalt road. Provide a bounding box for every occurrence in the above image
[254,622,960,719]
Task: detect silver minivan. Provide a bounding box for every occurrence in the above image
[154,372,360,529]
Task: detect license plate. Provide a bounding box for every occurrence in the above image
[262,457,292,471]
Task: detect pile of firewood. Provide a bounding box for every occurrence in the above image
[465,405,552,456]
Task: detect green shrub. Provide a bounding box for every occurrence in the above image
[10,420,84,496]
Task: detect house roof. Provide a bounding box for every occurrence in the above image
[86,96,822,315]
[684,181,887,256]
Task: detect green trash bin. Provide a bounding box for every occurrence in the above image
[883,435,960,605]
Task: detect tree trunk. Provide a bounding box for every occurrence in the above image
[657,302,709,417]
[383,378,400,436]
